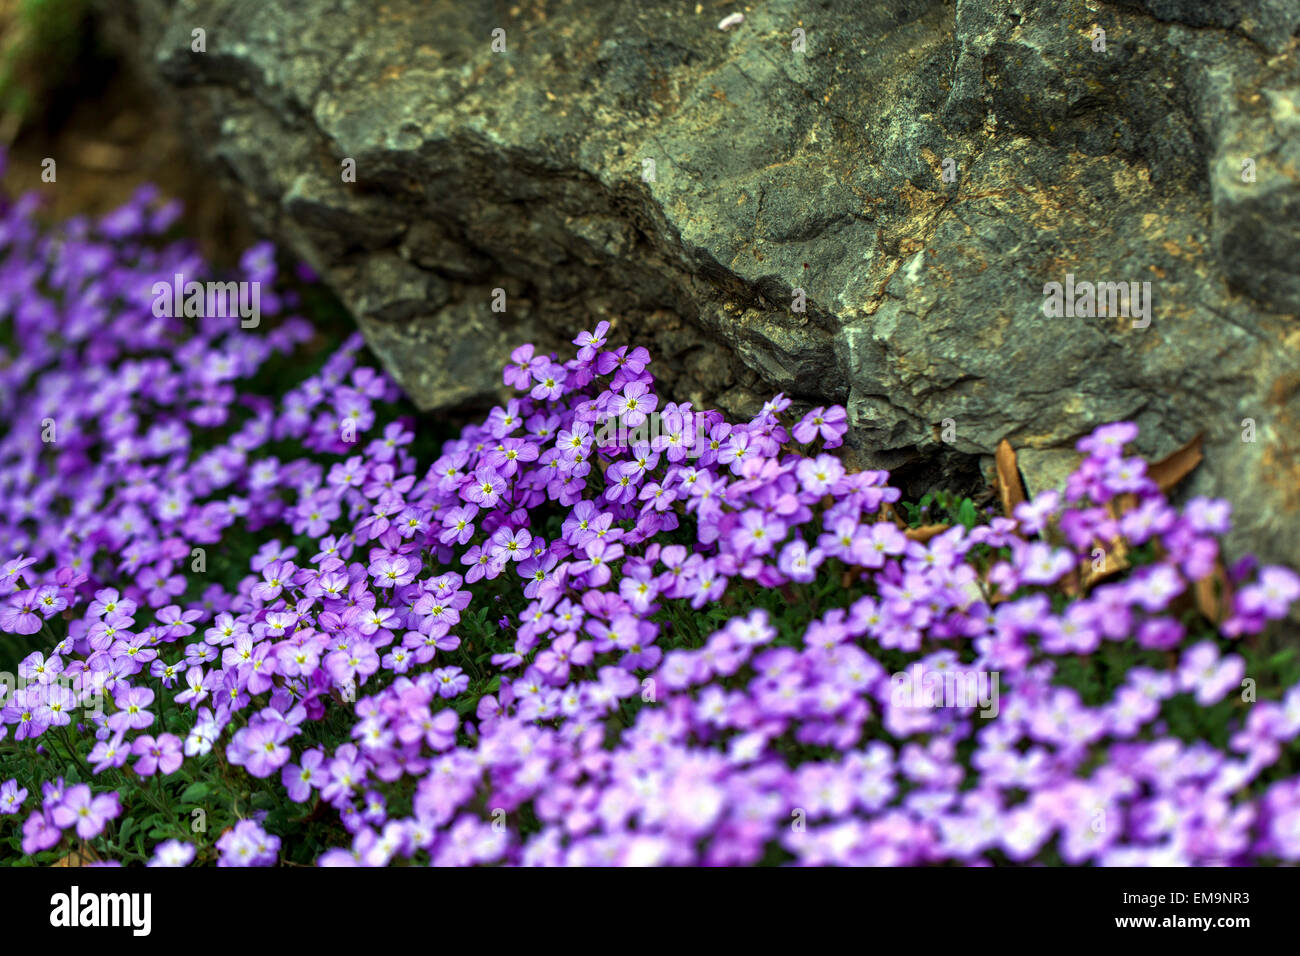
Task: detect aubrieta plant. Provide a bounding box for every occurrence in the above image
[1,162,1299,868]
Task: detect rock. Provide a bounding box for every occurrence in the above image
[1108,0,1300,54]
[102,0,1300,575]
[1016,448,1084,500]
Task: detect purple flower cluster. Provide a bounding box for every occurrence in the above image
[13,777,121,854]
[2,176,1299,866]
[308,385,1299,865]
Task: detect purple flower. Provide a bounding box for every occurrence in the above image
[33,585,68,618]
[283,748,326,802]
[88,587,136,619]
[1178,642,1245,706]
[572,539,623,587]
[733,510,786,557]
[0,778,28,815]
[0,556,37,593]
[432,666,470,698]
[439,504,479,546]
[149,839,196,867]
[369,554,416,588]
[216,819,280,867]
[572,321,609,359]
[22,811,61,855]
[50,785,121,840]
[792,405,848,447]
[504,343,543,390]
[132,733,184,776]
[463,466,507,508]
[231,721,293,778]
[489,526,533,563]
[108,685,155,732]
[610,381,657,428]
[778,538,824,583]
[795,454,845,495]
[1015,542,1075,586]
[0,591,42,635]
[88,733,131,774]
[1237,566,1300,620]
[251,559,296,602]
[530,362,568,401]
[1076,421,1137,458]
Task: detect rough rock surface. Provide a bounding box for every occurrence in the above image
[103,0,1300,575]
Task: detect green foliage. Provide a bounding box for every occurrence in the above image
[0,0,93,140]
[900,490,981,530]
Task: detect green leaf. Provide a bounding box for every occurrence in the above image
[1267,648,1296,668]
[179,781,212,804]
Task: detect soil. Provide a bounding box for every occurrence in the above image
[1,23,252,265]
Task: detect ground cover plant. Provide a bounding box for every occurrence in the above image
[1,170,1299,866]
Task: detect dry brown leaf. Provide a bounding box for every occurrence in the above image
[1059,568,1080,598]
[1194,561,1232,625]
[878,502,908,529]
[52,843,100,867]
[1148,433,1204,495]
[1080,537,1130,589]
[986,575,1010,605]
[1081,499,1133,589]
[994,439,1027,518]
[905,524,950,543]
[1194,576,1219,624]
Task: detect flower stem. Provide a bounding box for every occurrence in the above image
[55,725,93,781]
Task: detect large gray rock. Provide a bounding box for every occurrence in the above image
[103,0,1300,576]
